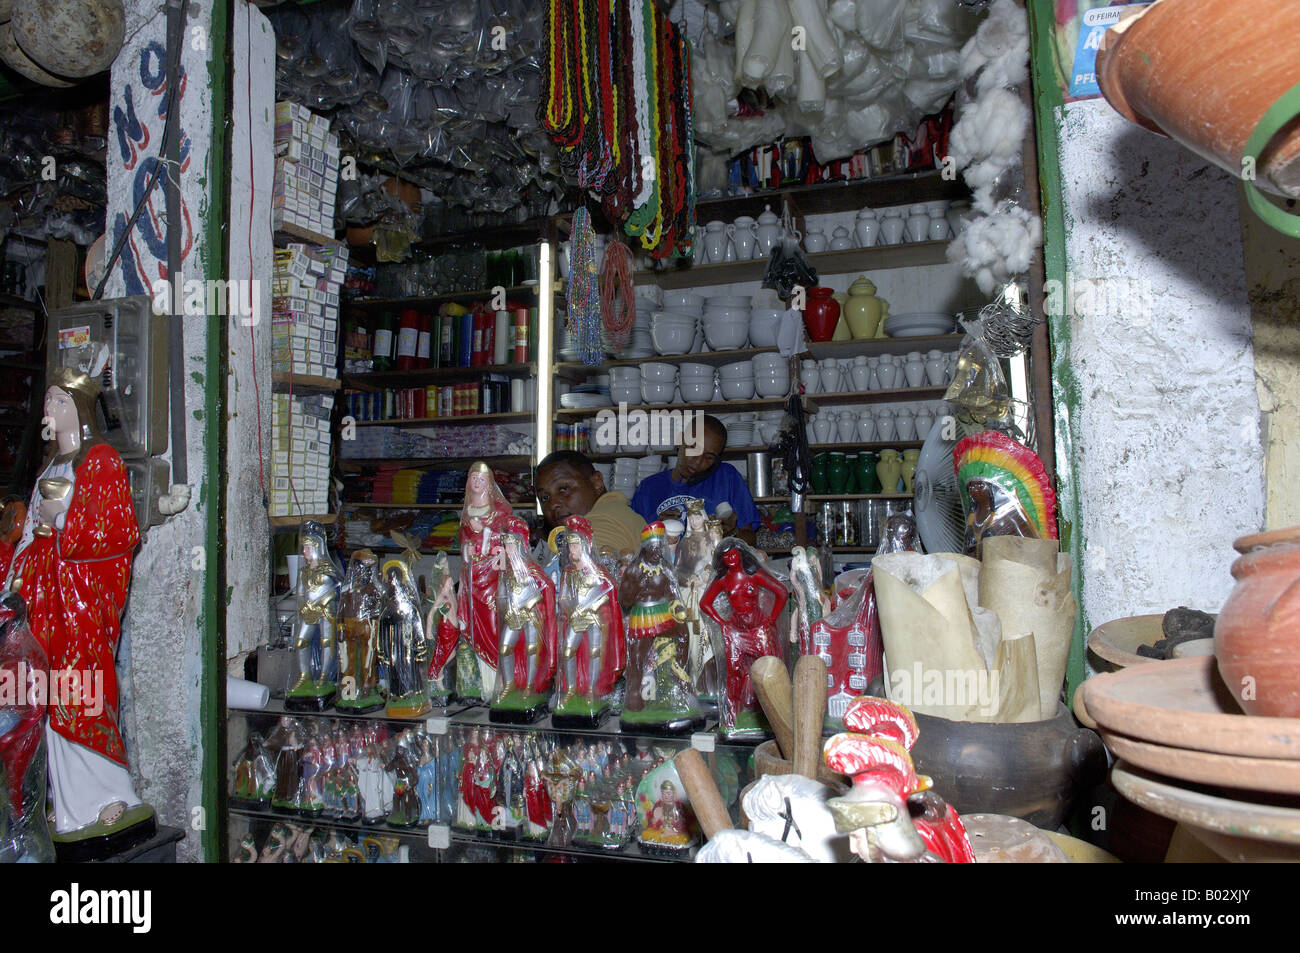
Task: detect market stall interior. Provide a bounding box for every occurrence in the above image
[1,0,1298,867]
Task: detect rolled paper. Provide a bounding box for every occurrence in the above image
[227,676,270,711]
[751,656,796,760]
[872,552,989,721]
[987,632,1041,723]
[673,748,732,840]
[979,537,1077,719]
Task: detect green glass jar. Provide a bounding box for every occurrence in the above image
[826,452,849,495]
[858,452,881,494]
[811,453,829,494]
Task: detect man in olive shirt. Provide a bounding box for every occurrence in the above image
[535,450,646,556]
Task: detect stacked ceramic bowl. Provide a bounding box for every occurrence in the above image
[719,359,755,400]
[749,305,784,347]
[636,455,663,487]
[701,295,751,352]
[726,415,755,448]
[678,362,716,403]
[557,322,579,362]
[610,458,638,495]
[640,361,678,404]
[651,311,698,356]
[751,352,791,397]
[609,365,642,404]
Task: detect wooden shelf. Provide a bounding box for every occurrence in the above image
[635,241,951,290]
[754,494,914,503]
[347,285,542,310]
[344,363,534,390]
[352,411,534,428]
[339,454,534,471]
[272,371,341,392]
[413,217,551,254]
[694,170,968,221]
[341,500,533,510]
[274,223,344,248]
[555,397,788,419]
[554,347,781,380]
[807,441,924,453]
[802,334,965,360]
[585,444,771,462]
[269,513,338,529]
[807,386,947,410]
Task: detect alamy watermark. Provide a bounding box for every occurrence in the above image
[0,663,104,718]
[593,405,706,455]
[150,274,261,326]
[888,663,1000,718]
[1042,273,1155,323]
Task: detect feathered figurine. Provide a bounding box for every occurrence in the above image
[954,430,1057,559]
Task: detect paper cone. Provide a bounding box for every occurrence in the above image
[979,538,1077,719]
[982,632,1040,723]
[873,553,990,720]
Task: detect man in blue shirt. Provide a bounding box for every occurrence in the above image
[630,414,761,545]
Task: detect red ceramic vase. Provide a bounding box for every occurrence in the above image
[802,287,840,342]
[1214,526,1300,717]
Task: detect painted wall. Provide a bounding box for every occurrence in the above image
[1053,99,1265,635]
[225,4,275,673]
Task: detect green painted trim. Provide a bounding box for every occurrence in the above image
[1026,1,1089,703]
[200,0,233,864]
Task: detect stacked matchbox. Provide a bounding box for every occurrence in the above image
[272,101,338,236]
[270,392,334,519]
[272,242,346,379]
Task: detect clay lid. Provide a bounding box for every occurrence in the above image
[1232,525,1300,554]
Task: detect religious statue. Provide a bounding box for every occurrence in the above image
[491,517,557,723]
[616,523,703,735]
[378,558,431,719]
[673,499,724,699]
[635,758,697,856]
[230,731,276,811]
[423,552,460,707]
[1,351,155,857]
[523,757,551,841]
[0,592,54,862]
[554,516,625,729]
[336,549,385,714]
[287,521,343,712]
[699,539,789,740]
[384,734,422,828]
[457,462,515,702]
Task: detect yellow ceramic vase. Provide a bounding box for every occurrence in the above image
[901,449,920,494]
[843,276,883,339]
[877,449,903,494]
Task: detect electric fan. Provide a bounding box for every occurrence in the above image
[912,414,979,554]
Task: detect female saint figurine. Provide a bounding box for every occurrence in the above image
[457,462,514,701]
[490,517,557,723]
[616,523,703,735]
[700,540,789,739]
[378,558,431,719]
[423,553,461,706]
[554,516,624,728]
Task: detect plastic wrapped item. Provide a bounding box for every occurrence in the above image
[943,316,1011,427]
[762,233,818,302]
[954,430,1057,559]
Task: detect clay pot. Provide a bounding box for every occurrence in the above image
[842,276,883,339]
[802,287,840,343]
[909,703,1106,830]
[1215,526,1300,717]
[1096,0,1300,198]
[753,739,847,792]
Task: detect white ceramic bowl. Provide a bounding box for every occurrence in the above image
[610,366,640,383]
[610,383,642,404]
[641,362,678,382]
[651,322,695,355]
[703,306,749,321]
[720,377,755,400]
[751,354,786,374]
[641,381,677,404]
[678,362,714,379]
[678,379,714,402]
[755,376,790,397]
[719,360,756,380]
[706,295,751,309]
[663,291,704,311]
[703,321,748,350]
[748,310,782,346]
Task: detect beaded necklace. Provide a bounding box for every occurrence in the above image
[625,0,657,234]
[567,207,604,366]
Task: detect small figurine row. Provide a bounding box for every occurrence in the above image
[233,823,410,863]
[231,718,456,827]
[282,464,919,739]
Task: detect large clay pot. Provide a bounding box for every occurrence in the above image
[909,703,1106,830]
[1215,526,1300,717]
[802,287,840,343]
[1096,0,1300,198]
[11,0,124,80]
[842,275,883,339]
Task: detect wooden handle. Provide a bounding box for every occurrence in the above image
[751,656,795,760]
[793,654,828,779]
[673,748,732,840]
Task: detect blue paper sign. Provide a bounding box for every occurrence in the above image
[1069,4,1148,99]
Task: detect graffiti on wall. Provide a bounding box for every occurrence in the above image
[111,40,195,296]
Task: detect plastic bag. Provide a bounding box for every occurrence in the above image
[762,234,818,302]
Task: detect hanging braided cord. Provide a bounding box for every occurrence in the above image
[599,239,636,348]
[626,0,657,234]
[676,25,697,259]
[593,0,619,192]
[567,207,604,366]
[607,0,640,222]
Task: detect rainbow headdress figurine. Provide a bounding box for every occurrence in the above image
[954,430,1057,559]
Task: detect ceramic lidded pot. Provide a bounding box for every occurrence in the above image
[802,287,840,342]
[1215,526,1300,717]
[876,449,902,494]
[842,275,883,339]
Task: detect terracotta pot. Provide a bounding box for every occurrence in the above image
[801,287,840,343]
[1215,526,1300,717]
[908,703,1106,830]
[1096,0,1300,198]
